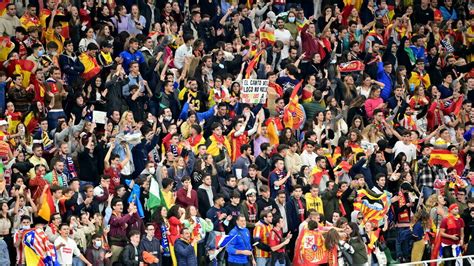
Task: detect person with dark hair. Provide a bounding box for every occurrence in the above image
[0,4,20,37]
[269,158,293,198]
[54,223,92,266]
[176,176,198,208]
[233,143,253,179]
[253,209,273,266]
[285,184,306,258]
[85,233,112,266]
[118,37,146,75]
[174,227,198,266]
[255,143,272,184]
[227,215,255,266]
[120,230,142,266]
[108,199,139,264]
[138,224,160,265]
[174,33,194,70]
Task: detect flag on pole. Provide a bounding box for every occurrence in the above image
[245,50,264,78]
[125,179,145,218]
[146,177,165,210]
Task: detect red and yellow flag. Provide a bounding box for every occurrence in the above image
[428,149,458,168]
[0,37,15,62]
[353,189,390,226]
[38,187,55,221]
[12,59,36,87]
[79,53,101,81]
[293,229,328,266]
[257,28,275,46]
[265,118,280,147]
[245,50,264,78]
[283,80,305,130]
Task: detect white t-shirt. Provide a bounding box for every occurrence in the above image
[393,141,417,162]
[174,44,192,69]
[274,28,292,59]
[54,237,81,265]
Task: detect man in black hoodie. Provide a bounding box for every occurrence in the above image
[256,185,278,218]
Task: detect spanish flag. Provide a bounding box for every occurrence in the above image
[11,59,36,87]
[40,8,70,39]
[428,149,458,168]
[257,28,275,46]
[311,166,328,186]
[293,229,328,266]
[245,50,264,78]
[283,80,305,130]
[38,187,55,221]
[79,53,101,81]
[0,37,15,62]
[23,111,39,133]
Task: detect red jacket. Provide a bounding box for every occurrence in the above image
[301,23,321,61]
[175,188,198,209]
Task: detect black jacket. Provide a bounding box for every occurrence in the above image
[119,243,141,266]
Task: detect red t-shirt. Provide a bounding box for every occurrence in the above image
[104,164,122,194]
[440,215,465,245]
[268,228,285,253]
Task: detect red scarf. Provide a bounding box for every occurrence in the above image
[188,134,203,147]
[213,133,225,145]
[247,202,257,223]
[397,191,410,223]
[297,198,305,222]
[49,223,57,235]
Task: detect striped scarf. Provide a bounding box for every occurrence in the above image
[161,224,171,256]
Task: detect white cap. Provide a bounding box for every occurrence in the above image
[246,188,257,197]
[0,120,8,126]
[267,11,276,23]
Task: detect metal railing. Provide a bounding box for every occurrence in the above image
[393,255,474,265]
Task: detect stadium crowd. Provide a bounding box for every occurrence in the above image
[0,0,472,265]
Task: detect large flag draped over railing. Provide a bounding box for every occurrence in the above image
[23,228,58,266]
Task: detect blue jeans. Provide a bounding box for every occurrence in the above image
[396,227,412,259]
[73,256,84,266]
[256,257,269,266]
[47,110,66,131]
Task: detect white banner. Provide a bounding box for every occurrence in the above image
[241,79,269,104]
